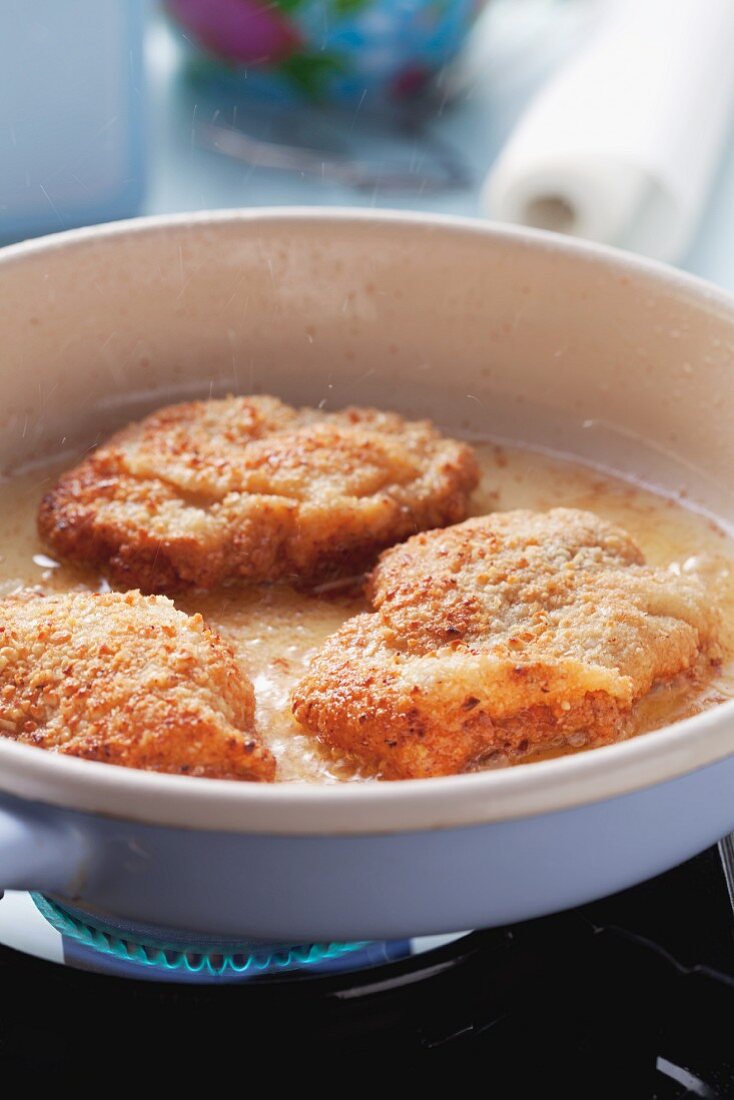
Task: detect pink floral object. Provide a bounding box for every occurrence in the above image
[165,0,301,66]
[391,64,432,99]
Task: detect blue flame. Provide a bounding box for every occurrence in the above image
[32,894,368,978]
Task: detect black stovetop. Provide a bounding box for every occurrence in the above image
[2,847,734,1093]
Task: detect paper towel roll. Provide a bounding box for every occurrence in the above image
[483,0,734,261]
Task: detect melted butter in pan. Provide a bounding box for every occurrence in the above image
[2,441,733,782]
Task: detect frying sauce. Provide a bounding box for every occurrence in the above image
[2,443,733,782]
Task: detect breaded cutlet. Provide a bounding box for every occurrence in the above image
[292,508,722,779]
[0,589,274,780]
[38,395,479,593]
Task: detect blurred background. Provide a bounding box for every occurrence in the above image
[2,0,734,286]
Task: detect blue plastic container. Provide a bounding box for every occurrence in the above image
[0,0,146,243]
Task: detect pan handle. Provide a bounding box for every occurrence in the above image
[0,800,89,896]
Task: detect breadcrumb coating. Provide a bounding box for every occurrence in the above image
[0,589,274,780]
[292,509,722,778]
[38,396,479,593]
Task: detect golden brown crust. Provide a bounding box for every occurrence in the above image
[0,589,274,781]
[292,509,722,779]
[38,396,479,593]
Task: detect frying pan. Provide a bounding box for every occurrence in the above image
[0,209,733,943]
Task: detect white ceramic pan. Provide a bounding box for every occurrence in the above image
[0,210,733,942]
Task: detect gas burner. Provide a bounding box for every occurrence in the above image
[0,892,467,984]
[31,894,372,982]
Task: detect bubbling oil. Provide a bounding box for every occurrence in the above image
[1,442,733,782]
